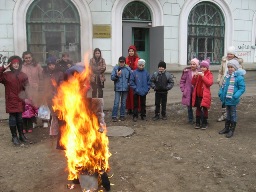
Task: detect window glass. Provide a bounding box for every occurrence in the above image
[27,0,81,65]
[122,1,151,22]
[187,2,225,65]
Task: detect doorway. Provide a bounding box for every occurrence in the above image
[132,28,149,71]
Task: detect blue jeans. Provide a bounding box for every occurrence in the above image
[112,91,128,118]
[187,106,194,122]
[9,112,23,127]
[226,105,237,122]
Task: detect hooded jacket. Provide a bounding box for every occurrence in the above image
[0,56,28,113]
[218,69,246,106]
[191,69,213,108]
[217,56,243,86]
[180,67,195,106]
[130,68,151,96]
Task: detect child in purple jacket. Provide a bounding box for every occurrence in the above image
[180,58,199,124]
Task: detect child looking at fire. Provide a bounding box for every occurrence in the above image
[111,56,131,122]
[151,61,174,120]
[129,59,151,122]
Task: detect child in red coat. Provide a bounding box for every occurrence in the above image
[0,56,29,145]
[191,59,213,129]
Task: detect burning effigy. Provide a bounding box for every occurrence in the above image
[52,56,111,191]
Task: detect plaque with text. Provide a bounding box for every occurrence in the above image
[93,25,111,38]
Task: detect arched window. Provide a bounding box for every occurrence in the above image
[122,1,151,22]
[187,2,225,65]
[26,0,81,65]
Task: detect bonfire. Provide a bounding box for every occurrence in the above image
[52,55,111,191]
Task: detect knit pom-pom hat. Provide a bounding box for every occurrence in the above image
[200,59,210,69]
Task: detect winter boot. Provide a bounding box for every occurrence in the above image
[195,116,201,129]
[226,121,236,138]
[201,117,208,130]
[17,122,28,142]
[219,120,230,134]
[10,126,20,145]
[152,113,160,121]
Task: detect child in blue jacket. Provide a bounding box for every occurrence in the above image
[111,56,131,122]
[218,59,246,138]
[129,59,151,122]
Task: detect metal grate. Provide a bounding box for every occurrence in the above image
[122,1,151,22]
[187,2,225,65]
[26,0,81,65]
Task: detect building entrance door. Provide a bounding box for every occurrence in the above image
[132,28,149,71]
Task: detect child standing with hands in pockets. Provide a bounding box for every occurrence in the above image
[218,59,246,138]
[129,59,151,122]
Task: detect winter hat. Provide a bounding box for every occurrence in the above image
[227,46,236,55]
[190,58,199,66]
[158,61,166,69]
[46,56,57,65]
[8,55,22,71]
[128,45,137,52]
[8,56,22,65]
[118,56,126,63]
[227,59,239,70]
[11,59,20,64]
[138,59,146,66]
[200,59,210,69]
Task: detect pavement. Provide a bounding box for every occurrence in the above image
[0,69,255,119]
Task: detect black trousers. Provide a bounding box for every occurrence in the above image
[133,94,146,117]
[23,118,33,131]
[155,92,168,116]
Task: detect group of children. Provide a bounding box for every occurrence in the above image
[180,46,246,138]
[0,52,74,145]
[111,55,174,122]
[0,45,247,146]
[112,45,246,139]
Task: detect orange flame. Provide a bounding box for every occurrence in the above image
[52,53,111,180]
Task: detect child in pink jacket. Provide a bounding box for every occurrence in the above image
[22,98,38,133]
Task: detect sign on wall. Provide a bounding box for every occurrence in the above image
[93,25,111,38]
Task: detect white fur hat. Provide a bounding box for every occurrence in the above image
[138,59,146,66]
[227,46,236,55]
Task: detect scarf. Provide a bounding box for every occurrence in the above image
[223,72,235,98]
[127,56,138,70]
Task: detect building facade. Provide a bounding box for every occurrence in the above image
[0,0,256,72]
